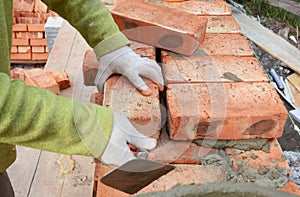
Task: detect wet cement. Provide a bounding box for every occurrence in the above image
[135,183,297,197]
[193,138,270,152]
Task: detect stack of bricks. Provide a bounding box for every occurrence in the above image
[11,0,57,63]
[80,0,300,196]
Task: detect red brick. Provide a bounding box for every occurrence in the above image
[18,46,31,53]
[32,52,48,60]
[82,49,99,86]
[16,17,35,24]
[103,75,161,140]
[90,92,104,106]
[148,0,232,16]
[166,82,287,140]
[95,162,225,196]
[10,68,25,80]
[150,128,217,164]
[34,0,48,13]
[202,34,253,56]
[11,46,18,53]
[162,56,268,84]
[226,139,290,174]
[16,32,44,39]
[112,0,207,56]
[205,16,240,34]
[32,46,45,53]
[24,68,60,94]
[46,72,71,90]
[13,0,34,12]
[19,12,35,17]
[12,24,27,32]
[280,181,300,196]
[11,52,31,60]
[12,32,16,39]
[27,24,45,32]
[12,38,29,46]
[30,38,47,46]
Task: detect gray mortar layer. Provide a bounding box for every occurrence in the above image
[136,150,293,196]
[135,183,298,197]
[193,138,270,152]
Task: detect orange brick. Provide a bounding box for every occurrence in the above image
[46,72,71,90]
[12,38,29,46]
[202,34,253,56]
[18,46,31,53]
[13,0,34,12]
[96,162,225,196]
[150,128,217,164]
[82,49,99,86]
[32,52,48,60]
[103,75,161,140]
[12,24,27,32]
[112,0,207,56]
[11,46,18,53]
[32,46,45,53]
[30,38,47,46]
[10,68,25,80]
[10,52,31,60]
[205,16,241,34]
[16,32,44,39]
[90,92,104,106]
[148,0,231,16]
[27,24,45,32]
[12,32,15,39]
[24,68,60,94]
[162,56,268,84]
[166,82,287,140]
[280,181,300,196]
[34,0,48,13]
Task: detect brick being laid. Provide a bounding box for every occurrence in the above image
[111,0,208,56]
[103,75,161,139]
[162,55,268,84]
[166,82,287,140]
[146,0,232,16]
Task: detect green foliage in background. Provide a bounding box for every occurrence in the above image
[234,0,300,29]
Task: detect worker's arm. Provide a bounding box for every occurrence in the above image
[0,73,112,157]
[42,0,130,58]
[42,0,164,95]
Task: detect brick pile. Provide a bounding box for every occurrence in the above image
[81,0,300,196]
[11,0,57,62]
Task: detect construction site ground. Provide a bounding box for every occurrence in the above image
[7,0,300,196]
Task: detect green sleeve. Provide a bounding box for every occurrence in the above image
[42,0,130,58]
[0,73,113,159]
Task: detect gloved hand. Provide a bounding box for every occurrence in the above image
[95,46,164,96]
[101,111,157,166]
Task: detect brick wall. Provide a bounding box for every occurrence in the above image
[11,0,57,63]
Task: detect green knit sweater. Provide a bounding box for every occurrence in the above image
[0,0,130,172]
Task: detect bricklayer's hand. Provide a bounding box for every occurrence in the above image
[95,46,164,96]
[100,111,157,166]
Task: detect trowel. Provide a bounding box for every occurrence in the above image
[100,150,175,194]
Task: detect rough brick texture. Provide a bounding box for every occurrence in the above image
[82,41,155,86]
[166,82,287,140]
[147,0,232,16]
[205,16,240,34]
[24,69,60,94]
[162,55,268,84]
[112,0,207,56]
[103,75,161,139]
[201,33,253,56]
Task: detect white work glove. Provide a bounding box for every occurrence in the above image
[101,111,157,166]
[95,46,164,96]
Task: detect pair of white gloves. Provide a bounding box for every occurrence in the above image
[96,46,164,166]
